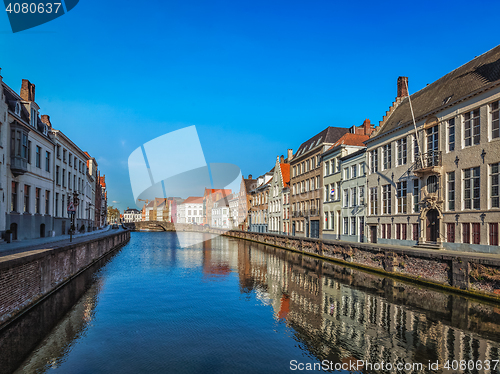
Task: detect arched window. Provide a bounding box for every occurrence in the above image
[427,175,438,193]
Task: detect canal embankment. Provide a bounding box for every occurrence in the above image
[210,229,500,302]
[0,228,130,329]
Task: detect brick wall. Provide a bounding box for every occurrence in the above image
[0,230,130,326]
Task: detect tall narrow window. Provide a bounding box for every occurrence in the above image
[35,187,40,213]
[448,118,455,151]
[382,184,391,214]
[343,217,348,235]
[55,193,59,217]
[24,185,30,213]
[464,109,480,147]
[351,217,356,235]
[413,223,419,241]
[370,187,378,215]
[352,165,357,178]
[427,175,438,194]
[45,190,50,214]
[11,181,18,212]
[427,125,439,152]
[464,167,480,210]
[397,138,407,166]
[343,189,349,208]
[370,149,378,173]
[396,223,401,240]
[491,163,499,208]
[413,134,420,160]
[35,146,41,168]
[387,224,391,239]
[447,172,455,211]
[45,151,50,172]
[492,101,500,139]
[397,181,407,214]
[383,144,391,170]
[413,179,419,213]
[351,187,357,206]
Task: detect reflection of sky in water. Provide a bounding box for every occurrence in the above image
[12,232,500,374]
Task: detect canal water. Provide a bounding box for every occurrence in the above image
[3,231,500,373]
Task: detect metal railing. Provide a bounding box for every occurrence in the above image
[414,150,442,170]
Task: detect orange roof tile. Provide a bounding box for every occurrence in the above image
[182,196,204,204]
[279,163,290,186]
[330,133,369,149]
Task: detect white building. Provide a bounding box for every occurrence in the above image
[123,208,141,222]
[212,195,231,228]
[178,196,203,224]
[228,194,239,229]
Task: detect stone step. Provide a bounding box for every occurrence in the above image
[413,242,442,250]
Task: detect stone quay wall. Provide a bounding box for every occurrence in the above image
[208,228,500,301]
[0,230,130,328]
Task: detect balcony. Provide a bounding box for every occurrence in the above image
[413,150,442,176]
[10,155,28,176]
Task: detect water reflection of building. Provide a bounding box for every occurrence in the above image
[235,239,500,371]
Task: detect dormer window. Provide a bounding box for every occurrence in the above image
[15,102,21,116]
[43,124,47,135]
[30,108,37,127]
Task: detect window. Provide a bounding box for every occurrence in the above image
[343,217,348,235]
[383,144,392,170]
[352,165,357,178]
[397,137,407,166]
[325,162,329,176]
[387,223,391,239]
[45,190,50,214]
[381,224,386,239]
[316,176,320,189]
[462,223,470,244]
[311,178,315,190]
[427,175,438,194]
[63,149,67,163]
[402,224,407,240]
[55,193,59,217]
[35,146,41,168]
[69,153,72,166]
[448,118,455,151]
[30,108,36,127]
[351,217,356,235]
[382,184,391,214]
[490,223,498,246]
[370,149,378,173]
[330,211,334,230]
[35,188,41,213]
[351,187,357,206]
[57,145,61,159]
[62,169,66,187]
[62,195,65,218]
[359,186,365,205]
[343,189,349,207]
[293,166,296,177]
[325,185,329,202]
[397,181,407,214]
[69,172,72,189]
[27,140,31,164]
[370,187,378,215]
[472,223,481,244]
[464,167,480,210]
[445,172,455,211]
[447,223,455,243]
[427,125,439,152]
[464,109,480,147]
[11,181,18,212]
[45,151,50,172]
[491,163,499,208]
[24,185,30,213]
[74,156,77,169]
[413,179,419,213]
[396,224,401,240]
[344,167,350,180]
[56,166,60,185]
[492,101,500,139]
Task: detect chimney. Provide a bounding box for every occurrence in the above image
[397,76,408,99]
[41,115,52,128]
[287,149,293,162]
[20,79,35,102]
[280,155,284,163]
[248,174,253,179]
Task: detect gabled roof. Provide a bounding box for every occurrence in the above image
[279,163,290,187]
[294,126,350,159]
[373,44,500,139]
[330,133,369,149]
[182,196,204,204]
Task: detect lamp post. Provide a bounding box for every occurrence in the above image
[68,190,80,242]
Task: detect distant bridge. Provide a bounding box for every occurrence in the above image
[124,221,208,233]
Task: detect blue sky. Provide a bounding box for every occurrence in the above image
[1,0,499,211]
